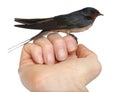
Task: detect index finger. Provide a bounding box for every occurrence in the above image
[20,43,43,67]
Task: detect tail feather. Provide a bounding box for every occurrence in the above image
[14,24,42,29]
[8,30,49,52]
[15,18,53,24]
[8,39,31,53]
[14,23,49,30]
[14,18,57,30]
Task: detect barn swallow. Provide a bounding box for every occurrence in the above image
[9,7,103,52]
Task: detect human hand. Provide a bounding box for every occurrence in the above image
[18,33,101,92]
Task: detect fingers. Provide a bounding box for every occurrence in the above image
[20,33,77,65]
[34,33,77,64]
[47,33,68,61]
[63,35,77,53]
[34,37,55,64]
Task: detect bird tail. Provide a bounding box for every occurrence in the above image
[8,38,31,53]
[14,18,56,30]
[8,30,49,52]
[15,18,53,24]
[14,24,42,29]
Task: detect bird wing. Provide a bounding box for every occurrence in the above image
[14,16,68,30]
[54,12,89,29]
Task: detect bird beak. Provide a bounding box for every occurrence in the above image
[99,13,104,16]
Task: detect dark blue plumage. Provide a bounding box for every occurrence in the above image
[15,7,102,30]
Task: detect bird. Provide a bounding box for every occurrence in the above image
[9,7,103,52]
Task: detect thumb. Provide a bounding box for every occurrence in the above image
[76,44,101,85]
[76,44,96,58]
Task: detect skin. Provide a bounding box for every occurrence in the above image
[19,33,101,92]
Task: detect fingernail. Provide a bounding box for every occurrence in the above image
[45,54,55,64]
[67,42,77,52]
[64,35,77,52]
[56,48,67,61]
[37,55,43,64]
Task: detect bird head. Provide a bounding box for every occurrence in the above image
[81,7,103,20]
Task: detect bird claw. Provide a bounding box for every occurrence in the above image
[69,34,78,43]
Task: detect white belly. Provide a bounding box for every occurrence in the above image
[56,24,92,33]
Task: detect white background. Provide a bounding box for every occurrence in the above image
[1,0,120,92]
